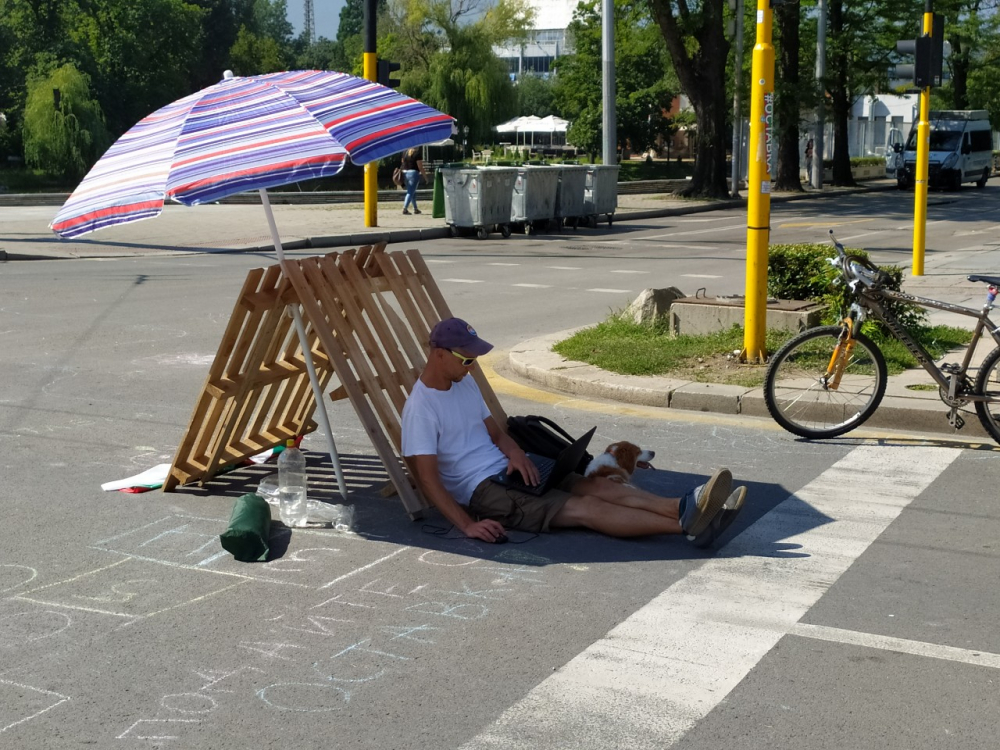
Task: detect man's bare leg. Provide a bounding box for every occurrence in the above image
[569,475,681,520]
[551,494,682,537]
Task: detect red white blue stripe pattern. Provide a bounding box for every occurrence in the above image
[51,70,454,239]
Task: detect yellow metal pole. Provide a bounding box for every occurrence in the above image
[740,0,775,364]
[911,10,933,277]
[364,51,378,228]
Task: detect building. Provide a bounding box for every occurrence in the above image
[493,0,577,78]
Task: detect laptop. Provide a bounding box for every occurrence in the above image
[490,426,596,496]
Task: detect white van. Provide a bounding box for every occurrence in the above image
[894,110,993,190]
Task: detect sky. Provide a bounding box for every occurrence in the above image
[286,0,347,41]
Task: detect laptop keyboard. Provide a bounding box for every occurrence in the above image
[529,454,555,484]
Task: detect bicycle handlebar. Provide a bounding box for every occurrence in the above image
[828,229,886,290]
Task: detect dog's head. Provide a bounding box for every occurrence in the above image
[603,442,656,474]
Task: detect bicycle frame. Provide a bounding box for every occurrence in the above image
[837,286,1000,403]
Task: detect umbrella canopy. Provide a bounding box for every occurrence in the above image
[51,70,454,239]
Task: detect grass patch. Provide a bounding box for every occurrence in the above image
[553,319,796,388]
[553,317,975,387]
[869,324,974,374]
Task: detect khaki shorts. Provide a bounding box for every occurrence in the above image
[467,473,581,533]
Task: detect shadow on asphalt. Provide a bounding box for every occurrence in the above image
[173,450,830,566]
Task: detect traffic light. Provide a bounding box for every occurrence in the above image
[377,59,401,88]
[894,16,945,88]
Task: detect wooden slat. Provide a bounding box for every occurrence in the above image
[166,244,507,520]
[165,261,333,491]
[279,254,427,518]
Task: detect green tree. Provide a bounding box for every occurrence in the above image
[554,0,675,162]
[0,0,82,159]
[69,0,206,135]
[23,62,110,178]
[648,0,729,197]
[930,0,1000,125]
[773,0,803,190]
[382,0,532,143]
[229,24,290,73]
[516,73,555,117]
[296,37,348,71]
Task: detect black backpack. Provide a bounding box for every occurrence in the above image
[506,415,594,475]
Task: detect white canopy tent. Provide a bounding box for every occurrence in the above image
[494,115,569,147]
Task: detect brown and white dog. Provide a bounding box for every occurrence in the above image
[584,442,656,484]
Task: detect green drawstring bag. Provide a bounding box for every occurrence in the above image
[432,168,446,218]
[219,493,271,562]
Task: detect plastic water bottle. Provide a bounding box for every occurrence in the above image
[278,441,308,527]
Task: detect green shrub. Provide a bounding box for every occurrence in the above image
[767,243,927,340]
[850,157,884,167]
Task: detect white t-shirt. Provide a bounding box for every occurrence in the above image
[401,376,509,505]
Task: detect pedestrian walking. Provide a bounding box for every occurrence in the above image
[805,138,814,176]
[400,148,427,215]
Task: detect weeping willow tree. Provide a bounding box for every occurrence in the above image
[382,0,533,143]
[23,63,111,179]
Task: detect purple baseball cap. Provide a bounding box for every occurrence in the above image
[429,317,493,356]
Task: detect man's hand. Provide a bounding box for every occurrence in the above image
[506,449,540,486]
[463,518,507,543]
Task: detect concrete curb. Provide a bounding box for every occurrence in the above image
[508,329,992,440]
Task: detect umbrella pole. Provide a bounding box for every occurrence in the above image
[259,188,349,500]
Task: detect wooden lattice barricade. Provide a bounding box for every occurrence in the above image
[164,261,334,491]
[280,243,507,517]
[166,243,508,520]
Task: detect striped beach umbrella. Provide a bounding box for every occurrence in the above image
[50,70,454,239]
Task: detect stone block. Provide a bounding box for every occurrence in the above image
[624,287,686,325]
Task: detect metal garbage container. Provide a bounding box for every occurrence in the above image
[440,166,516,239]
[554,164,588,228]
[583,164,619,228]
[510,165,559,234]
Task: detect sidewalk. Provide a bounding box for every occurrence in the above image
[0,179,896,261]
[6,178,990,442]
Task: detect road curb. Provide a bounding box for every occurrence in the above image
[508,329,992,440]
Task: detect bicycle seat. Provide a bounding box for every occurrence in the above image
[968,274,1000,285]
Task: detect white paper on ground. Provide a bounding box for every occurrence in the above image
[101,463,171,491]
[103,447,277,492]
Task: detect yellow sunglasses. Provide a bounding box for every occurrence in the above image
[447,349,477,367]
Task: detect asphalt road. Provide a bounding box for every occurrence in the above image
[3,186,1000,748]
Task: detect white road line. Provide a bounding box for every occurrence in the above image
[488,263,520,266]
[586,288,631,294]
[461,444,960,750]
[681,273,723,279]
[789,623,1000,670]
[643,222,746,240]
[836,231,887,243]
[424,259,456,263]
[611,270,645,274]
[512,283,551,288]
[441,278,485,284]
[547,266,581,270]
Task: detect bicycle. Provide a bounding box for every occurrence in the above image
[763,230,1000,444]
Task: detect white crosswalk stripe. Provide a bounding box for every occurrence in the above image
[461,444,960,750]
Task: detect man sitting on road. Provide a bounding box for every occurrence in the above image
[401,317,747,546]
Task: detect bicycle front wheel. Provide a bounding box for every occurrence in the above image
[973,346,1000,446]
[764,326,888,439]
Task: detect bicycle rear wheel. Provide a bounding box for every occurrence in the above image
[973,346,1000,445]
[764,326,888,439]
